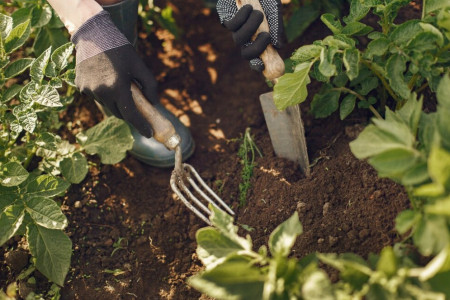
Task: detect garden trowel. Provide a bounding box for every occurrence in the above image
[236,0,310,176]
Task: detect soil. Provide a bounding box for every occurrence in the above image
[1,1,422,299]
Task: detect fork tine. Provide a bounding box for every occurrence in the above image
[170,174,211,225]
[184,164,235,215]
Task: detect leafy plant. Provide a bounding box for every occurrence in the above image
[275,0,450,119]
[189,205,449,299]
[0,11,134,286]
[284,0,347,42]
[350,73,450,295]
[0,0,69,56]
[236,128,262,206]
[138,0,181,39]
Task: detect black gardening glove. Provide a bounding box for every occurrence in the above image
[72,11,157,137]
[216,0,284,71]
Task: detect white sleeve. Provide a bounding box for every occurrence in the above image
[46,0,103,35]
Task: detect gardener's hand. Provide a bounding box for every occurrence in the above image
[216,0,284,72]
[72,10,156,137]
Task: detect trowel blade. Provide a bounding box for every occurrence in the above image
[259,92,310,176]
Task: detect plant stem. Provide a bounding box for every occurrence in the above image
[417,82,429,94]
[332,87,383,119]
[362,59,402,104]
[408,74,420,90]
[422,0,426,19]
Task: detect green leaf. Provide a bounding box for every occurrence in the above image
[414,215,450,256]
[269,212,302,257]
[31,4,52,28]
[386,54,411,99]
[426,197,450,216]
[321,13,343,34]
[4,19,31,54]
[32,27,68,57]
[317,253,371,289]
[188,258,265,300]
[30,47,52,83]
[51,42,74,71]
[368,148,418,178]
[395,209,420,234]
[4,58,34,79]
[60,152,88,184]
[344,0,371,23]
[408,32,444,52]
[27,223,72,286]
[0,204,25,246]
[428,146,450,190]
[0,161,29,187]
[377,247,397,277]
[319,47,338,77]
[2,84,22,103]
[341,22,373,36]
[35,132,61,151]
[437,73,450,108]
[61,69,76,87]
[285,4,320,42]
[340,94,356,120]
[24,174,70,198]
[310,88,340,118]
[25,197,67,230]
[196,228,249,270]
[76,117,134,164]
[366,37,390,58]
[273,62,312,110]
[427,271,450,298]
[350,125,413,159]
[12,104,37,133]
[291,45,322,63]
[302,270,335,300]
[0,14,13,40]
[21,83,62,107]
[425,0,450,15]
[11,7,33,27]
[397,95,423,134]
[390,20,422,46]
[401,162,430,186]
[343,48,359,80]
[323,35,355,48]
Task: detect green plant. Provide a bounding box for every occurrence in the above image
[275,0,450,120]
[138,0,181,39]
[237,128,262,206]
[189,205,449,299]
[0,11,134,286]
[0,0,70,56]
[349,73,450,295]
[284,0,347,42]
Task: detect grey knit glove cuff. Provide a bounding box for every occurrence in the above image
[71,10,130,64]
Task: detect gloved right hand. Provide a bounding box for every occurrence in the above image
[72,10,156,138]
[216,0,284,72]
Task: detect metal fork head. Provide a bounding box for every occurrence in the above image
[170,163,235,225]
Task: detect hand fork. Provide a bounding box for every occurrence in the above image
[130,83,235,225]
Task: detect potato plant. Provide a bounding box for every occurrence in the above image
[188,64,450,300]
[0,10,133,286]
[274,0,450,119]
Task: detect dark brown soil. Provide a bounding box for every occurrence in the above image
[1,1,422,299]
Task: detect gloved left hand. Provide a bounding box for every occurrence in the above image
[216,0,284,72]
[72,10,157,138]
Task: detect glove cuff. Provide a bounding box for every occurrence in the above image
[71,10,130,64]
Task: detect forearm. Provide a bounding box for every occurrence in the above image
[46,0,103,34]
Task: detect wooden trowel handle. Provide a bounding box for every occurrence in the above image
[235,0,285,81]
[130,83,180,150]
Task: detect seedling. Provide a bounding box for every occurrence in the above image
[237,128,262,206]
